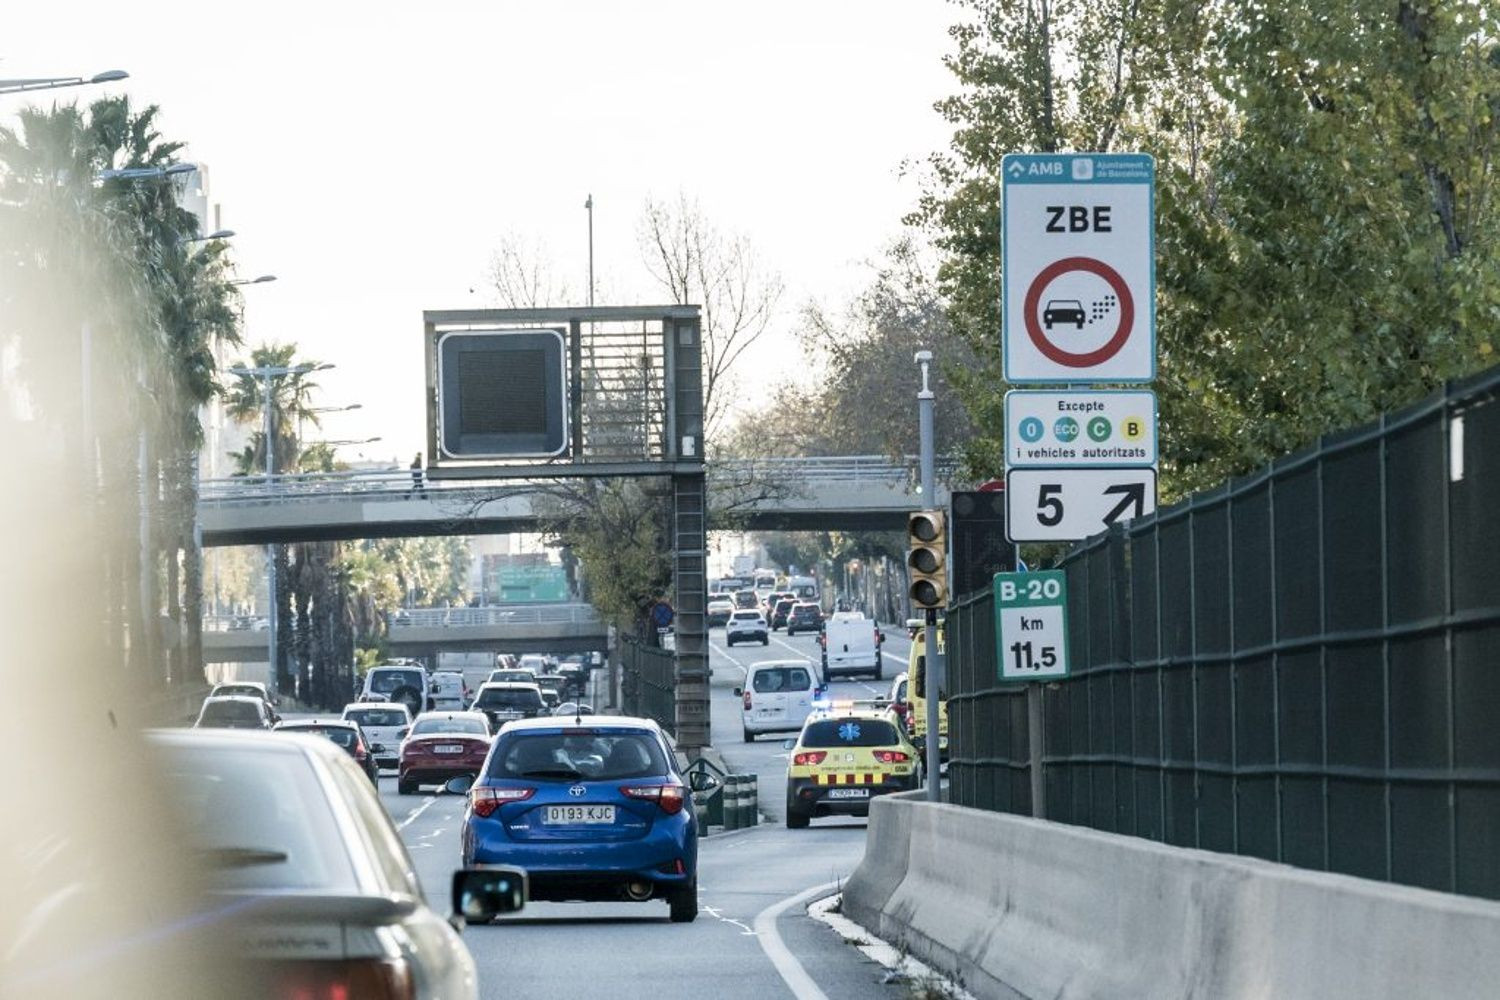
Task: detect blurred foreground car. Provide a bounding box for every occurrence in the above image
[275,717,378,784]
[150,729,526,998]
[194,695,273,730]
[454,716,717,922]
[399,711,493,795]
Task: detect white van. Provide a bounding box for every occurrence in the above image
[734,660,820,742]
[428,670,468,711]
[821,612,883,681]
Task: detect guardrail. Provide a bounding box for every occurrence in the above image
[389,604,601,628]
[196,456,962,505]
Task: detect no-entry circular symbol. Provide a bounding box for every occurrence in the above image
[1024,257,1135,369]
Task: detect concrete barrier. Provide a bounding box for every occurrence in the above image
[844,797,1500,1000]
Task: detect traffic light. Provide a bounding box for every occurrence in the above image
[907,509,948,609]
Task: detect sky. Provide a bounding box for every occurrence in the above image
[7,1,962,465]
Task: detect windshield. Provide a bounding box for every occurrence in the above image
[801,718,901,748]
[475,687,544,710]
[198,700,262,726]
[368,669,423,694]
[487,731,668,781]
[215,685,262,699]
[411,716,489,736]
[345,708,407,727]
[156,741,358,892]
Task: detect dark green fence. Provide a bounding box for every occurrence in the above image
[949,364,1500,900]
[620,635,676,737]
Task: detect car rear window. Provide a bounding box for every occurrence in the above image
[486,731,668,781]
[216,685,261,699]
[475,687,544,710]
[752,667,812,693]
[345,708,407,727]
[158,742,358,892]
[199,701,262,725]
[731,611,761,621]
[283,726,356,749]
[410,717,489,736]
[802,718,901,748]
[368,669,423,694]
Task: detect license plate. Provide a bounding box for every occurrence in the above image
[826,788,870,799]
[543,805,616,824]
[433,744,464,754]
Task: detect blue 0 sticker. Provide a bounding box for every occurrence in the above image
[1018,417,1045,443]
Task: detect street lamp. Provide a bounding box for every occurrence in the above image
[229,274,277,286]
[311,437,382,448]
[183,229,236,243]
[308,403,362,414]
[0,69,128,96]
[97,162,197,182]
[225,360,334,701]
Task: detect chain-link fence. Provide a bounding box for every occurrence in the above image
[949,364,1500,900]
[620,634,676,737]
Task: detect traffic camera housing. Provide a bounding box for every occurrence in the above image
[907,509,948,609]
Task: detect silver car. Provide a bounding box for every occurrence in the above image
[149,729,525,998]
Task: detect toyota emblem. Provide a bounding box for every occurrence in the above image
[568,785,586,797]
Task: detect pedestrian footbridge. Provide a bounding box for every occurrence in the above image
[197,457,954,546]
[201,603,609,663]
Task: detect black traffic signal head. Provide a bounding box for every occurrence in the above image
[907,509,947,609]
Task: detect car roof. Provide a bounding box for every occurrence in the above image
[202,694,264,705]
[412,710,489,723]
[749,659,813,670]
[498,714,663,734]
[477,681,542,692]
[276,718,358,730]
[213,681,268,692]
[342,701,407,712]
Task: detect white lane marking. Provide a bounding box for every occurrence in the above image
[710,641,751,678]
[881,649,907,664]
[701,904,757,936]
[808,894,977,999]
[396,795,439,830]
[753,879,841,1000]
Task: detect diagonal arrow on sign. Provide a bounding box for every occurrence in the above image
[1102,482,1145,525]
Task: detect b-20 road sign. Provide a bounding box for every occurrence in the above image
[1002,153,1154,383]
[1005,467,1157,543]
[994,570,1069,681]
[1005,389,1157,468]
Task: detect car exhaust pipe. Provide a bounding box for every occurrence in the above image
[621,880,653,902]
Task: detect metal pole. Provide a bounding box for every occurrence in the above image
[263,373,278,700]
[917,351,940,802]
[586,194,595,308]
[1028,684,1045,817]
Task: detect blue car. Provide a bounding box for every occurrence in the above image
[457,715,710,922]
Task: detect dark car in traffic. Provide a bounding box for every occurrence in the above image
[786,602,823,636]
[273,718,378,785]
[771,598,797,631]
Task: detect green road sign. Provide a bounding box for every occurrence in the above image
[994,570,1069,681]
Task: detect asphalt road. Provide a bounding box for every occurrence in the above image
[382,621,917,999]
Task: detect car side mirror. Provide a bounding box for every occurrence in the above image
[687,771,720,794]
[782,739,796,750]
[450,865,526,930]
[397,727,409,739]
[815,685,827,697]
[444,774,475,795]
[732,687,743,698]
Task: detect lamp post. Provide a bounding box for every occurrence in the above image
[183,228,235,243]
[97,162,197,182]
[229,274,277,286]
[585,194,595,308]
[227,361,333,700]
[0,69,128,96]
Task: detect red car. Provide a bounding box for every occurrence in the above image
[398,710,493,795]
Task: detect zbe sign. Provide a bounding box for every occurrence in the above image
[1002,153,1155,383]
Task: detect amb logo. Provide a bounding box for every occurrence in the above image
[1006,160,1063,178]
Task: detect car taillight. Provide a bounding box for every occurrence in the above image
[471,786,534,817]
[742,690,752,710]
[621,783,686,815]
[874,750,910,763]
[273,957,412,1000]
[793,751,827,766]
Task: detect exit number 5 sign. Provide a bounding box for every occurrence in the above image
[994,570,1070,681]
